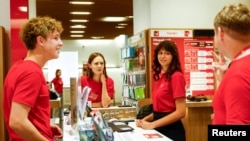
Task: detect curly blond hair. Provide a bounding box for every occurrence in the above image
[20,16,64,50]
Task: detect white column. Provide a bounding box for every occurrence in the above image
[133,0,151,34]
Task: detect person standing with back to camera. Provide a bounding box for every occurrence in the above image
[51,69,63,96]
[212,3,250,124]
[81,52,114,108]
[3,16,63,141]
[136,40,186,141]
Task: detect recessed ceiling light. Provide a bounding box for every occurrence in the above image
[70,12,91,15]
[102,17,127,22]
[91,36,105,39]
[118,23,128,26]
[70,35,84,37]
[127,16,133,19]
[70,31,85,33]
[70,19,89,22]
[69,1,94,5]
[115,26,125,29]
[70,25,86,28]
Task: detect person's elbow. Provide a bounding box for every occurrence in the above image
[175,106,186,119]
[9,117,23,132]
[177,108,186,119]
[180,110,186,119]
[102,96,112,108]
[102,102,110,108]
[175,98,186,119]
[102,99,111,108]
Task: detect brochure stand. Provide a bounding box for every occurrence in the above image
[70,77,78,126]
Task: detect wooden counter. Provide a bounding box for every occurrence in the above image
[186,100,212,107]
[50,98,61,109]
[50,98,62,127]
[182,100,213,141]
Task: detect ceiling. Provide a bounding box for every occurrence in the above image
[36,0,133,40]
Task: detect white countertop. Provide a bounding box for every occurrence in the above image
[63,121,172,141]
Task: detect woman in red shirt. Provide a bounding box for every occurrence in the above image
[136,40,186,141]
[81,52,114,108]
[51,69,63,96]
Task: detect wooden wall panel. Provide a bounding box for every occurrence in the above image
[0,26,7,141]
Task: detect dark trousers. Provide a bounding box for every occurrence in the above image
[153,112,186,141]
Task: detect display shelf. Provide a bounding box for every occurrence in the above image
[120,30,148,107]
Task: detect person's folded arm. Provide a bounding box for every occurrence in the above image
[139,98,185,130]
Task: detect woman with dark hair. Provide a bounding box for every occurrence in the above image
[51,69,63,96]
[136,40,186,141]
[81,52,114,108]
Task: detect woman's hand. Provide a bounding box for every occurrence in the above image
[50,124,63,139]
[136,119,154,130]
[100,74,106,84]
[135,119,142,127]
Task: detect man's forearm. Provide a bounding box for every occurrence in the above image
[10,119,48,141]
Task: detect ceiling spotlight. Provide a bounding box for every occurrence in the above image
[102,17,127,22]
[91,36,105,39]
[70,12,91,15]
[70,35,84,37]
[70,31,85,33]
[70,25,86,28]
[69,1,94,5]
[118,23,128,26]
[115,26,125,29]
[70,19,89,22]
[127,16,133,19]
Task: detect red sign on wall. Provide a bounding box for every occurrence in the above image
[10,0,28,65]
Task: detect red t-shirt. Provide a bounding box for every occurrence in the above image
[212,55,250,124]
[3,60,53,141]
[51,77,63,94]
[152,71,186,113]
[81,76,114,102]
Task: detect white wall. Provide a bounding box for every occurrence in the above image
[0,0,10,35]
[61,39,123,68]
[43,36,126,104]
[133,0,151,34]
[133,0,250,34]
[46,52,78,87]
